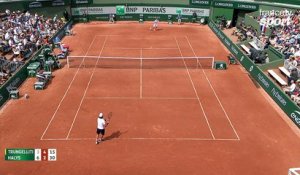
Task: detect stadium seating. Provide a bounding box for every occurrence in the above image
[0,9,65,87]
[279,66,291,78]
[240,44,251,55]
[268,69,288,86]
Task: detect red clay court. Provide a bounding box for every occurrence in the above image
[1,22,300,175]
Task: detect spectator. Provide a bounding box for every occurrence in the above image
[284,57,297,72]
[63,9,69,21]
[12,45,20,58]
[284,80,297,96]
[288,68,299,85]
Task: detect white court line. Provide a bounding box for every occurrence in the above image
[185,35,240,140]
[66,36,109,139]
[175,36,215,140]
[84,97,198,100]
[104,47,179,50]
[96,35,121,37]
[41,137,239,141]
[67,56,213,59]
[40,35,98,140]
[140,49,143,99]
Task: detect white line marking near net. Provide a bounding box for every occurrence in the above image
[66,36,108,139]
[175,36,215,140]
[41,137,239,141]
[40,35,98,140]
[185,35,240,140]
[104,47,179,50]
[84,97,198,100]
[140,49,143,99]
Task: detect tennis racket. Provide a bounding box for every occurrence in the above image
[106,112,113,125]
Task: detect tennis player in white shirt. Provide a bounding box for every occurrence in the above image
[96,113,108,144]
[151,18,159,31]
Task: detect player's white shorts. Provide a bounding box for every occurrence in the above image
[153,23,158,28]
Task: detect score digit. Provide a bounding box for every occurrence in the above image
[48,149,57,161]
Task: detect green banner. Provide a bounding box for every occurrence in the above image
[116,5,125,15]
[5,149,35,161]
[213,1,258,11]
[208,20,300,128]
[72,6,210,16]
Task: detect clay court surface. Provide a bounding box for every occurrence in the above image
[0,22,300,175]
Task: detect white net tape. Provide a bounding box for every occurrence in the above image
[66,56,215,69]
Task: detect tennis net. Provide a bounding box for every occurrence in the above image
[67,56,214,69]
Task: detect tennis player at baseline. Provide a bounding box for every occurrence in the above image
[96,113,107,144]
[151,18,159,31]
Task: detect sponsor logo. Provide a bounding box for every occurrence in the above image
[259,9,293,27]
[76,0,88,4]
[120,15,134,19]
[192,0,210,5]
[224,38,231,47]
[143,7,166,14]
[290,111,300,125]
[237,4,257,10]
[89,7,103,13]
[240,56,244,62]
[214,2,233,8]
[231,46,238,56]
[257,73,270,88]
[249,65,253,72]
[29,2,42,8]
[52,0,65,6]
[126,7,138,13]
[271,88,287,106]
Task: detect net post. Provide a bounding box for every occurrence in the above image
[212,57,215,69]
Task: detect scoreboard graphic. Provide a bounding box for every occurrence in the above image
[5,148,57,161]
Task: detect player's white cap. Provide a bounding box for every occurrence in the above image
[99,112,103,118]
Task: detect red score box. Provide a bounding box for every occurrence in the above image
[42,149,48,161]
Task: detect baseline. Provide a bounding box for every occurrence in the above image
[41,137,240,141]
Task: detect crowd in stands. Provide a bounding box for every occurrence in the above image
[231,9,300,59]
[255,9,300,59]
[256,9,300,104]
[0,9,65,86]
[283,56,300,100]
[232,22,259,42]
[228,9,300,105]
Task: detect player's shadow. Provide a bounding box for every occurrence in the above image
[105,130,128,141]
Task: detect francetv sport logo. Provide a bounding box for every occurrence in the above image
[259,9,293,28]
